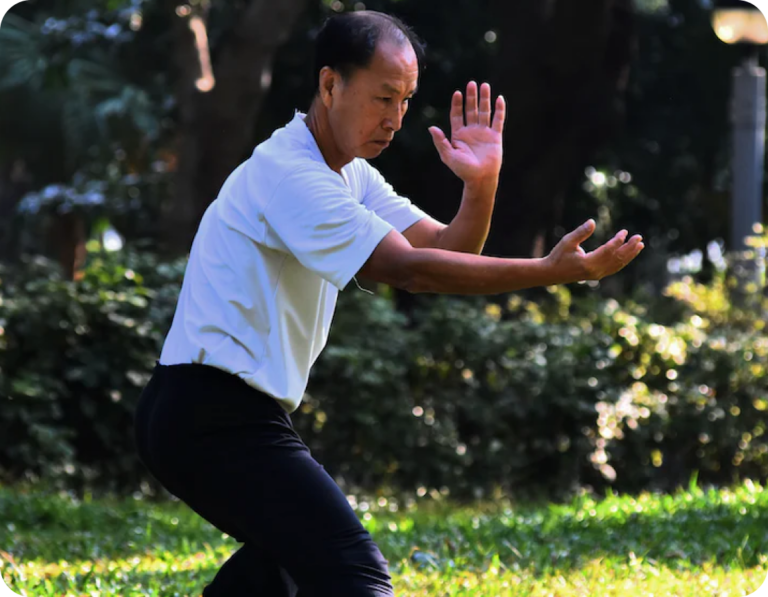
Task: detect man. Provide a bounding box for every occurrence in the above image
[133,10,644,597]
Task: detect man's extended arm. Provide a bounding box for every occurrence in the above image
[358,219,645,295]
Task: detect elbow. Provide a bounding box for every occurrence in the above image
[400,272,428,294]
[357,232,437,293]
[357,257,422,293]
[398,258,434,294]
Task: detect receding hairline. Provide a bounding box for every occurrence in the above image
[347,10,415,51]
[313,10,425,94]
[345,12,420,87]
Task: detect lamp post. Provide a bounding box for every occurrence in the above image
[712,0,767,292]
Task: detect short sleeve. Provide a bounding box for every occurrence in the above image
[264,168,394,291]
[359,161,428,232]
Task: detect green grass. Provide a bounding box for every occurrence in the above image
[1,479,767,596]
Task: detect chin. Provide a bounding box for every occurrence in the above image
[360,146,386,159]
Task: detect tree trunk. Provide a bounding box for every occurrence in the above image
[51,211,87,280]
[486,0,635,257]
[162,0,311,254]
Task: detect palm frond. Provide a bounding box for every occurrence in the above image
[0,14,47,90]
[67,58,125,96]
[95,85,160,141]
[62,92,100,168]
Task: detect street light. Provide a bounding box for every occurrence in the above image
[712,0,767,292]
[713,3,768,45]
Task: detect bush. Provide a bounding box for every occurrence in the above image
[0,246,766,502]
[0,251,185,494]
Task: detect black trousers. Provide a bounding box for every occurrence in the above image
[133,362,394,596]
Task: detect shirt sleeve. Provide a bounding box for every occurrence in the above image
[264,167,394,291]
[359,161,429,232]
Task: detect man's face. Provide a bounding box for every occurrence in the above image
[326,40,419,160]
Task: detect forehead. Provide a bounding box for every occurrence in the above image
[355,40,419,91]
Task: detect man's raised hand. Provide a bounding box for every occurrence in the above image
[428,81,506,186]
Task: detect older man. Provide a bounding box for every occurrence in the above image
[134,10,644,597]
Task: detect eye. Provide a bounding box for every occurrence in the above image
[377,97,392,103]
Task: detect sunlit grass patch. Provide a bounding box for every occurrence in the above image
[394,559,768,596]
[1,479,767,596]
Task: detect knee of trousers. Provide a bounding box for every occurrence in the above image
[295,530,395,597]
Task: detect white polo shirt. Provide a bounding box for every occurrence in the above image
[159,112,427,413]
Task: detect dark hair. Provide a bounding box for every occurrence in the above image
[313,10,426,89]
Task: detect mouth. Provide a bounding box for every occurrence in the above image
[372,140,391,148]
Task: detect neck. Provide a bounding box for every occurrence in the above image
[304,98,350,174]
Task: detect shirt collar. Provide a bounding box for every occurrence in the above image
[287,111,325,164]
[287,111,352,182]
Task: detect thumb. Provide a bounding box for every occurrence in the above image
[428,126,452,160]
[565,219,596,246]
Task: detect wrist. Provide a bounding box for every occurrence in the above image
[538,255,562,286]
[541,254,590,286]
[462,176,499,197]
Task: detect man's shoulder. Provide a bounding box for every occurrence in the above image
[246,149,328,198]
[253,126,310,164]
[349,157,390,180]
[347,158,391,195]
[251,120,329,179]
[254,157,347,210]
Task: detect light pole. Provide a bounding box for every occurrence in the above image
[712,0,767,291]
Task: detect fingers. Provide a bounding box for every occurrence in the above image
[450,90,463,138]
[563,219,596,247]
[587,231,644,278]
[492,94,506,133]
[465,81,479,126]
[479,82,492,127]
[614,234,645,268]
[588,228,628,260]
[428,126,453,163]
[453,81,505,133]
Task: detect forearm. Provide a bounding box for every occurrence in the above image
[434,179,497,254]
[402,248,562,295]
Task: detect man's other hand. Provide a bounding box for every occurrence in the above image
[545,219,645,284]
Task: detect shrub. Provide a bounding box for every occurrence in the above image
[0,246,765,502]
[0,251,184,494]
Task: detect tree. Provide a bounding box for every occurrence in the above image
[0,5,164,275]
[1,0,755,278]
[160,0,311,254]
[483,0,636,258]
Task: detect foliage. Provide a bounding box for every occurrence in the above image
[303,235,768,500]
[1,480,767,595]
[0,250,185,493]
[1,0,764,264]
[13,165,172,257]
[1,245,765,501]
[0,1,175,261]
[0,4,165,171]
[568,0,752,286]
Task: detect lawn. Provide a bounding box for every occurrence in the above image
[1,478,767,596]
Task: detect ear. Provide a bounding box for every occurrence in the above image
[319,67,339,109]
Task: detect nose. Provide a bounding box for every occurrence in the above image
[383,103,406,133]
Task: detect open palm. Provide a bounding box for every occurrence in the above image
[428,81,506,185]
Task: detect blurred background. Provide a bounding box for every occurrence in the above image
[0,0,766,504]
